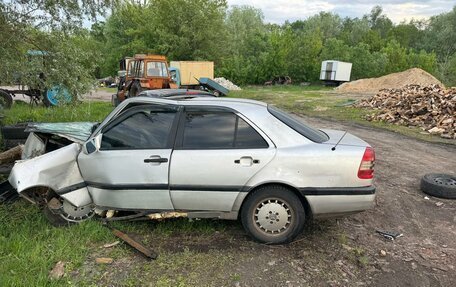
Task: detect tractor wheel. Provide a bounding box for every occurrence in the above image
[43,86,72,107]
[129,82,142,98]
[0,90,13,109]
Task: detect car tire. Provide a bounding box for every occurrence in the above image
[421,173,456,199]
[241,185,305,244]
[0,90,13,109]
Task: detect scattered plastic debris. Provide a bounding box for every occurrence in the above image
[376,230,403,240]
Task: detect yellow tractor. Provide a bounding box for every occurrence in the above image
[113,54,173,105]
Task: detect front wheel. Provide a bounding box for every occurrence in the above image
[44,191,95,227]
[241,185,305,244]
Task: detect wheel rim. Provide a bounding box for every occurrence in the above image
[254,198,292,234]
[46,86,72,106]
[59,199,94,222]
[434,176,456,186]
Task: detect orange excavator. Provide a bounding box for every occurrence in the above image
[113,54,176,106]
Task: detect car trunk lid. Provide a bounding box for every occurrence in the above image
[320,129,369,147]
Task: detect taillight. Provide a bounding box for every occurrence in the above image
[358,147,375,179]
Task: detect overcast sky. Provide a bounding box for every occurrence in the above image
[227,0,454,23]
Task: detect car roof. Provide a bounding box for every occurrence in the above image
[137,89,215,98]
[128,95,268,109]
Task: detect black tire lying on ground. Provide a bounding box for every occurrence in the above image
[421,173,456,199]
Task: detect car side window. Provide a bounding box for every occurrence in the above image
[181,111,268,149]
[101,110,176,150]
[236,117,269,148]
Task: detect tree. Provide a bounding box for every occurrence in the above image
[219,5,268,84]
[365,6,393,38]
[0,1,112,96]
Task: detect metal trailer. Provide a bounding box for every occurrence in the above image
[198,77,229,96]
[320,60,352,85]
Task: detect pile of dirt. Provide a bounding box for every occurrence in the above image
[337,68,443,94]
[214,77,242,91]
[355,84,455,139]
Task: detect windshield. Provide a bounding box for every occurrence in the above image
[267,105,329,143]
[146,61,168,77]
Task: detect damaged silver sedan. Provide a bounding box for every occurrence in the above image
[9,95,376,244]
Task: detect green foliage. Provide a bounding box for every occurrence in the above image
[2,1,455,89]
[2,101,113,125]
[0,1,112,97]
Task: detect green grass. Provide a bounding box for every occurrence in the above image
[1,101,113,125]
[0,202,112,286]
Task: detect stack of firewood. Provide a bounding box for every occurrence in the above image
[356,84,455,139]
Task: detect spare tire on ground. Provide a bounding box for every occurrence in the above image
[421,173,456,199]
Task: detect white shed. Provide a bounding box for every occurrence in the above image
[320,60,352,82]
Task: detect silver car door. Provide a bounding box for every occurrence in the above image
[170,108,276,211]
[78,104,180,210]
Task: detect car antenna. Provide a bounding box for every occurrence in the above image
[331,131,347,151]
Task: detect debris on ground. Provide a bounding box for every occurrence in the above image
[95,258,114,264]
[104,223,158,259]
[264,76,292,86]
[102,241,120,248]
[213,77,241,91]
[376,230,403,240]
[379,250,387,257]
[355,84,455,139]
[0,145,23,165]
[337,68,443,94]
[49,261,65,280]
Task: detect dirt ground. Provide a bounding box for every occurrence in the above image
[72,114,456,287]
[303,115,456,286]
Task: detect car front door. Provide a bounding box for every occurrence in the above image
[78,104,180,210]
[169,107,276,212]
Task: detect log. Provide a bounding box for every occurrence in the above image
[0,145,23,165]
[355,84,456,139]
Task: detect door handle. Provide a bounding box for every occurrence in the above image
[144,156,168,163]
[234,157,260,165]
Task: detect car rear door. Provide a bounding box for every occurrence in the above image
[169,107,276,211]
[78,104,180,210]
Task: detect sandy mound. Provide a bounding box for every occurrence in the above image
[336,68,443,94]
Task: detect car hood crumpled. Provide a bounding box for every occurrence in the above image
[26,122,96,143]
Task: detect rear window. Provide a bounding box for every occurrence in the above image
[267,105,329,143]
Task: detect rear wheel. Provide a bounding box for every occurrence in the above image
[128,81,142,98]
[241,185,305,244]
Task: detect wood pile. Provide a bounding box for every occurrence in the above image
[355,84,456,139]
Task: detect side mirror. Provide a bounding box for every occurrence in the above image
[83,134,102,155]
[91,123,100,133]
